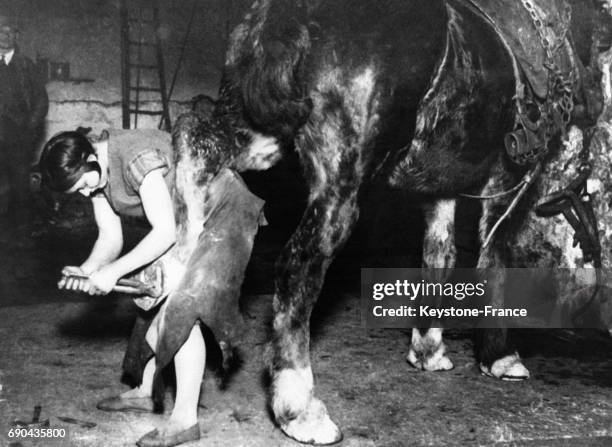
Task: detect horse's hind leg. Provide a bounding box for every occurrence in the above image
[408,199,456,371]
[476,173,529,381]
[475,256,529,380]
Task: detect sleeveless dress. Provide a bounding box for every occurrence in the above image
[101,129,174,217]
[97,129,265,391]
[120,166,265,386]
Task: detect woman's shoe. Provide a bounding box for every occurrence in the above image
[136,423,200,447]
[96,395,155,413]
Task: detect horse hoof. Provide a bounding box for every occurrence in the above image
[280,397,343,445]
[406,348,454,371]
[480,354,529,381]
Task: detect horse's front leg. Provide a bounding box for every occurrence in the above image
[269,184,359,444]
[408,199,456,371]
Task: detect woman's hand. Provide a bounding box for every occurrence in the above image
[87,265,122,295]
[58,265,87,291]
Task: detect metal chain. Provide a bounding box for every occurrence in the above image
[509,0,576,165]
[524,0,575,121]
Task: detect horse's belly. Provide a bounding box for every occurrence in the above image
[387,0,517,195]
[392,148,498,195]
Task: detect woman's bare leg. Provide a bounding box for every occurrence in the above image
[168,324,206,428]
[120,359,156,398]
[136,322,204,444]
[121,308,206,422]
[121,312,162,398]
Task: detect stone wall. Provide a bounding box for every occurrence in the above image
[1,0,251,160]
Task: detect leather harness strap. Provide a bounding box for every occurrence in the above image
[459,0,605,324]
[534,141,605,325]
[535,162,601,268]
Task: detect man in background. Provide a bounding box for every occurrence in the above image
[0,13,48,243]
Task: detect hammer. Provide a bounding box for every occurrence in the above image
[60,273,163,297]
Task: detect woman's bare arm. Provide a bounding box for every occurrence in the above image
[58,195,123,292]
[87,169,176,294]
[80,195,124,274]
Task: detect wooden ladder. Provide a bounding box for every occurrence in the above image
[120,0,171,131]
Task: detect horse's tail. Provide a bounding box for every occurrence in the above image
[221,0,313,143]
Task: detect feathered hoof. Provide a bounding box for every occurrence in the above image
[406,347,454,371]
[279,397,343,445]
[480,353,530,381]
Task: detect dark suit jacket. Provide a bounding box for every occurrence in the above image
[0,47,48,145]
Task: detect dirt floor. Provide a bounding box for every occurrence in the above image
[1,197,612,447]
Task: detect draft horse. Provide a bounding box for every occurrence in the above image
[183,0,587,443]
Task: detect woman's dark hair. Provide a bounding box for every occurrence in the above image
[39,131,101,192]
